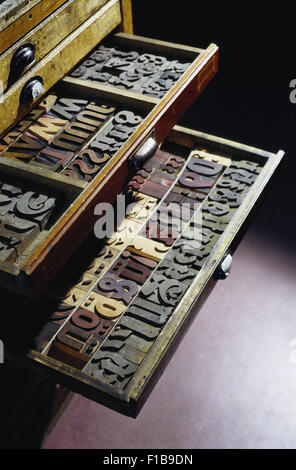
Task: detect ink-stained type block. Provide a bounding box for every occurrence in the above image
[140,274,187,307]
[48,306,114,369]
[125,193,158,222]
[177,156,224,194]
[29,114,68,143]
[89,110,143,157]
[192,149,232,168]
[34,302,75,352]
[93,273,139,306]
[128,235,170,262]
[81,291,125,320]
[71,44,191,99]
[49,97,88,120]
[73,272,99,293]
[85,350,138,390]
[125,296,173,328]
[156,258,197,286]
[0,181,56,261]
[127,178,169,199]
[109,250,157,284]
[33,146,74,170]
[61,148,110,182]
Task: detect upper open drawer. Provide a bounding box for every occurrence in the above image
[5,125,284,418]
[0,33,218,297]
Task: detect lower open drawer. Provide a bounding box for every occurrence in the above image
[5,125,284,417]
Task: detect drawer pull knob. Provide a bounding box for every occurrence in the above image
[128,136,158,172]
[20,77,44,104]
[216,253,232,280]
[8,44,35,86]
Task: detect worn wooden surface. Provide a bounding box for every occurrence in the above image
[0,0,110,91]
[0,0,67,54]
[0,0,122,136]
[119,0,133,34]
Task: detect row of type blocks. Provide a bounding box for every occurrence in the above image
[36,147,230,368]
[0,94,143,183]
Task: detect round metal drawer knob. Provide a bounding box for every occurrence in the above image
[216,253,233,280]
[20,77,44,104]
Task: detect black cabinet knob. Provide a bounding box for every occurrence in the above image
[20,77,44,104]
[8,44,35,86]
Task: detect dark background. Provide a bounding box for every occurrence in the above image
[132,0,296,253]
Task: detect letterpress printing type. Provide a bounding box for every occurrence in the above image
[29,115,67,142]
[85,350,138,390]
[80,291,124,320]
[93,273,138,306]
[140,274,187,307]
[109,250,157,284]
[49,97,88,120]
[48,306,113,368]
[34,146,74,170]
[128,236,170,262]
[125,296,173,327]
[62,149,110,182]
[107,326,153,354]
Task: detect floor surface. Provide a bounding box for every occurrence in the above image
[42,222,296,449]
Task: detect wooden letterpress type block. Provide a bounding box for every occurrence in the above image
[109,250,157,284]
[61,149,110,182]
[118,315,161,341]
[142,221,179,247]
[107,326,153,354]
[34,146,74,170]
[0,214,39,256]
[157,258,197,286]
[85,350,138,391]
[48,307,113,368]
[29,114,67,142]
[93,273,138,306]
[178,171,215,194]
[127,178,168,199]
[128,236,170,261]
[8,132,45,154]
[50,97,88,120]
[192,149,231,167]
[51,131,85,152]
[223,165,257,186]
[92,245,120,265]
[34,302,75,352]
[171,185,207,203]
[186,156,223,178]
[85,257,109,277]
[100,337,145,366]
[15,191,56,229]
[1,150,34,162]
[140,274,187,307]
[126,296,173,327]
[0,242,16,262]
[81,291,125,320]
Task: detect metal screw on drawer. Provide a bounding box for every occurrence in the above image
[215,253,233,280]
[20,77,44,104]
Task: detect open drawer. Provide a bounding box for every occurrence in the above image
[5,125,284,418]
[0,32,218,297]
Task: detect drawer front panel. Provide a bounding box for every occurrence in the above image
[0,0,122,137]
[0,0,68,55]
[5,126,284,416]
[0,33,218,297]
[0,0,111,92]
